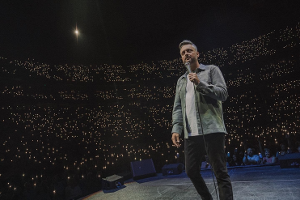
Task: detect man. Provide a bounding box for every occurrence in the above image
[243,148,261,165]
[171,40,233,200]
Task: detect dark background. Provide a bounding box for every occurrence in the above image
[1,0,300,65]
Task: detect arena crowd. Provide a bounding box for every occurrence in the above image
[0,22,300,199]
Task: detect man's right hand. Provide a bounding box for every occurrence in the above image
[171,133,181,148]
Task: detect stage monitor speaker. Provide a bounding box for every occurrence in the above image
[162,163,184,176]
[102,174,124,190]
[278,153,300,168]
[130,159,156,180]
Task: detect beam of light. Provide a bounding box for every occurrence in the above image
[75,23,79,44]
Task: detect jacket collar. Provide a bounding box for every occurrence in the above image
[184,63,206,75]
[198,63,207,71]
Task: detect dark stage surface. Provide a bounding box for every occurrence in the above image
[81,165,300,200]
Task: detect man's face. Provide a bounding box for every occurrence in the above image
[180,44,199,64]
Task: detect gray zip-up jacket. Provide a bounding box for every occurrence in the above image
[171,64,228,139]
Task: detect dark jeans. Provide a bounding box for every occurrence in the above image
[184,133,233,200]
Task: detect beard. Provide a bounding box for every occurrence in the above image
[188,56,197,65]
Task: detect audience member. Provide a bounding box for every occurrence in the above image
[276,143,292,157]
[262,148,276,164]
[243,148,261,165]
[228,154,242,166]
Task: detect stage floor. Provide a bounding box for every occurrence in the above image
[81,165,300,200]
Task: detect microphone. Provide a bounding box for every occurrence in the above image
[185,62,191,73]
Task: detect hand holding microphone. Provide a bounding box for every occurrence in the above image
[185,62,192,73]
[185,62,200,85]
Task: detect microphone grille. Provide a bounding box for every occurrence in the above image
[184,62,190,66]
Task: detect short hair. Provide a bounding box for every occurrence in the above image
[179,40,198,51]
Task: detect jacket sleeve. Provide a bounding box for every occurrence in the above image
[196,66,228,101]
[171,79,183,136]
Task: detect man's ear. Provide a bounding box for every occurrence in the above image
[197,51,200,58]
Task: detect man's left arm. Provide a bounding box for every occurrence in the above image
[196,66,228,101]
